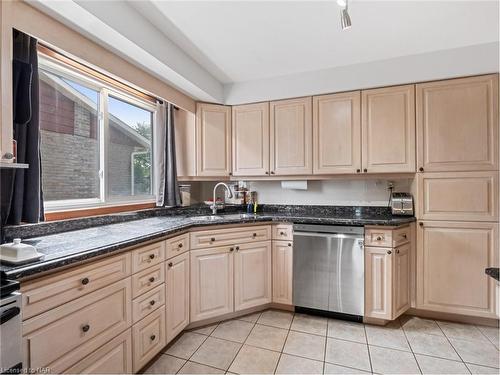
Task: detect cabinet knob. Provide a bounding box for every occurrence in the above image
[229,172,233,176]
[288,243,292,247]
[396,249,400,254]
[211,237,215,242]
[150,300,156,306]
[178,243,183,248]
[82,324,90,333]
[363,168,368,173]
[235,246,240,251]
[419,222,424,227]
[387,250,392,255]
[401,234,407,239]
[3,152,14,160]
[280,231,285,236]
[253,233,257,237]
[81,277,90,285]
[149,254,155,260]
[419,167,424,172]
[265,171,269,175]
[356,169,361,173]
[149,277,155,283]
[376,236,382,241]
[168,262,173,268]
[270,171,275,175]
[150,334,156,341]
[229,247,234,252]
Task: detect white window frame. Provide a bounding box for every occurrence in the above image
[39,55,158,212]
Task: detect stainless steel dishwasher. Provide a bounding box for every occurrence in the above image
[293,224,364,318]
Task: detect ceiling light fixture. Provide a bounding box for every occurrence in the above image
[338,0,352,30]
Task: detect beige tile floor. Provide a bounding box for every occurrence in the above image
[144,310,500,374]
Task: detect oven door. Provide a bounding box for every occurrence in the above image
[1,292,22,372]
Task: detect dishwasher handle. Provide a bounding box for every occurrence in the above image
[294,231,363,240]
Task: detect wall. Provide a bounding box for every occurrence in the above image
[192,177,413,207]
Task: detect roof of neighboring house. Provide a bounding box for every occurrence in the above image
[39,70,151,149]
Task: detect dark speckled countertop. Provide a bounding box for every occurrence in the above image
[0,205,415,280]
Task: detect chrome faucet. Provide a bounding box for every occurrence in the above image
[212,182,234,215]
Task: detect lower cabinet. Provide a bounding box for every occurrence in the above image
[166,251,190,343]
[64,329,133,374]
[190,246,234,322]
[132,306,166,372]
[234,241,272,311]
[272,241,293,305]
[365,243,410,321]
[416,221,498,318]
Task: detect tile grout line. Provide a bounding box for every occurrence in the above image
[323,319,329,375]
[173,329,212,374]
[363,322,374,374]
[400,320,423,375]
[222,318,257,374]
[272,312,294,374]
[435,319,472,374]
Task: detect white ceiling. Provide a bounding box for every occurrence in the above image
[149,0,499,83]
[28,0,499,106]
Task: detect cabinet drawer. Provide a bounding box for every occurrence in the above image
[393,226,411,247]
[190,225,271,249]
[21,253,131,319]
[131,264,165,298]
[364,228,392,247]
[132,306,166,372]
[64,329,132,374]
[272,224,293,241]
[418,172,499,221]
[22,278,131,372]
[132,284,165,324]
[131,241,165,273]
[166,233,189,259]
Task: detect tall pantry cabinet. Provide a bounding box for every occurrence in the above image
[415,74,499,318]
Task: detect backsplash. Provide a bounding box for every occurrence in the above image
[195,178,413,206]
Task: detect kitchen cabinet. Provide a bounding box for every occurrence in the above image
[175,108,196,177]
[232,102,270,176]
[313,91,361,174]
[234,241,272,311]
[270,97,313,175]
[190,246,234,322]
[166,251,190,343]
[196,103,232,176]
[416,74,499,172]
[417,171,499,222]
[362,85,415,173]
[272,240,293,305]
[416,221,498,318]
[365,226,411,321]
[132,306,166,372]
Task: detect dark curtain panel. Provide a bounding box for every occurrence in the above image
[163,104,181,206]
[2,30,44,225]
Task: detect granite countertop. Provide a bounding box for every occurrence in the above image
[485,267,499,282]
[0,206,415,280]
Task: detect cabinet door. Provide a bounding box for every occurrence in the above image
[190,247,234,322]
[416,74,499,172]
[365,246,393,320]
[232,102,270,176]
[270,97,312,175]
[417,221,498,318]
[272,241,293,305]
[362,85,415,173]
[166,251,190,343]
[393,243,410,318]
[196,103,231,176]
[313,91,361,174]
[234,241,272,311]
[175,109,196,177]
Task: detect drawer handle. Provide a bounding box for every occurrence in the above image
[149,254,155,260]
[82,324,90,333]
[280,231,285,236]
[229,247,234,252]
[149,277,155,283]
[376,236,383,241]
[253,233,257,237]
[168,262,173,268]
[81,277,90,285]
[150,334,156,341]
[210,237,215,242]
[178,243,183,248]
[288,243,292,247]
[150,300,155,306]
[387,250,392,255]
[401,234,407,239]
[235,246,240,251]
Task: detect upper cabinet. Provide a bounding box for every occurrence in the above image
[313,91,361,174]
[270,97,313,175]
[232,102,270,176]
[416,74,499,172]
[196,103,232,177]
[362,85,416,173]
[174,109,196,178]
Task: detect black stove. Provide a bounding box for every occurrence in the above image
[0,278,20,298]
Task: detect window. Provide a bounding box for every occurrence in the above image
[39,54,157,211]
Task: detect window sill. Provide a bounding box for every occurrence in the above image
[44,202,157,221]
